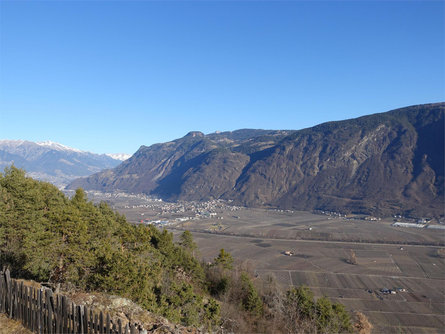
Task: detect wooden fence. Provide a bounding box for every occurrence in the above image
[0,269,145,334]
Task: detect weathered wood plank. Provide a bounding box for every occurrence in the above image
[88,310,94,334]
[41,290,46,334]
[55,293,59,333]
[62,294,68,333]
[47,289,54,334]
[19,283,24,325]
[26,285,30,329]
[118,318,122,334]
[5,269,12,318]
[30,287,35,332]
[99,311,104,334]
[90,309,94,334]
[77,305,83,334]
[94,312,98,334]
[106,312,110,334]
[0,271,4,313]
[18,281,22,322]
[83,305,89,334]
[37,289,45,334]
[12,280,18,319]
[72,302,76,334]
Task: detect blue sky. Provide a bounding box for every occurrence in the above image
[0,1,444,155]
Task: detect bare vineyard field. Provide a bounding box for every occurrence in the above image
[88,193,445,333]
[188,231,445,333]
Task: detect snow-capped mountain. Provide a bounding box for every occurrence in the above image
[36,140,82,153]
[106,153,131,161]
[0,140,124,188]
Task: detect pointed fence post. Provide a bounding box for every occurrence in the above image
[99,311,104,334]
[94,313,98,334]
[117,319,122,334]
[46,289,54,334]
[77,305,84,334]
[37,289,43,334]
[89,307,94,334]
[72,302,77,334]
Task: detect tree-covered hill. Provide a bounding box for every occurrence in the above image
[0,167,357,333]
[0,166,218,328]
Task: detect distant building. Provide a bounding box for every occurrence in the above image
[392,222,426,228]
[426,225,445,230]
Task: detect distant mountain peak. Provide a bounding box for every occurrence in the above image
[185,131,204,138]
[35,140,83,153]
[106,153,131,161]
[0,139,123,188]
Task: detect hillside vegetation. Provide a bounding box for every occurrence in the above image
[0,166,217,328]
[0,167,356,332]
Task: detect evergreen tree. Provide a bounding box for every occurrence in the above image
[214,248,233,270]
[240,272,263,316]
[179,230,197,254]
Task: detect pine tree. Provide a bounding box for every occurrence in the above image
[214,248,233,270]
[179,230,197,254]
[240,272,263,316]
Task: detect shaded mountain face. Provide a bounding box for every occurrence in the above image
[68,103,445,217]
[0,140,122,188]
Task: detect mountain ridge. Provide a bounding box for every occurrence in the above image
[68,103,445,217]
[0,140,124,188]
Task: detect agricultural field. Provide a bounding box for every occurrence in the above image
[84,192,445,333]
[170,211,444,333]
[188,233,445,333]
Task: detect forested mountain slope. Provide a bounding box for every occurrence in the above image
[68,103,445,217]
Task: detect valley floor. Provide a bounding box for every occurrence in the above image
[87,192,445,333]
[186,231,444,334]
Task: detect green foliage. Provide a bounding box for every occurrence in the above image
[212,275,230,296]
[284,286,352,333]
[240,272,263,316]
[157,280,203,326]
[315,296,335,330]
[332,302,353,332]
[214,248,233,270]
[179,230,197,254]
[0,166,219,328]
[286,286,315,319]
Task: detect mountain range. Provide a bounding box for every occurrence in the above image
[67,102,443,217]
[0,140,127,188]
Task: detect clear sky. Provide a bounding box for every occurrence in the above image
[0,1,444,155]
